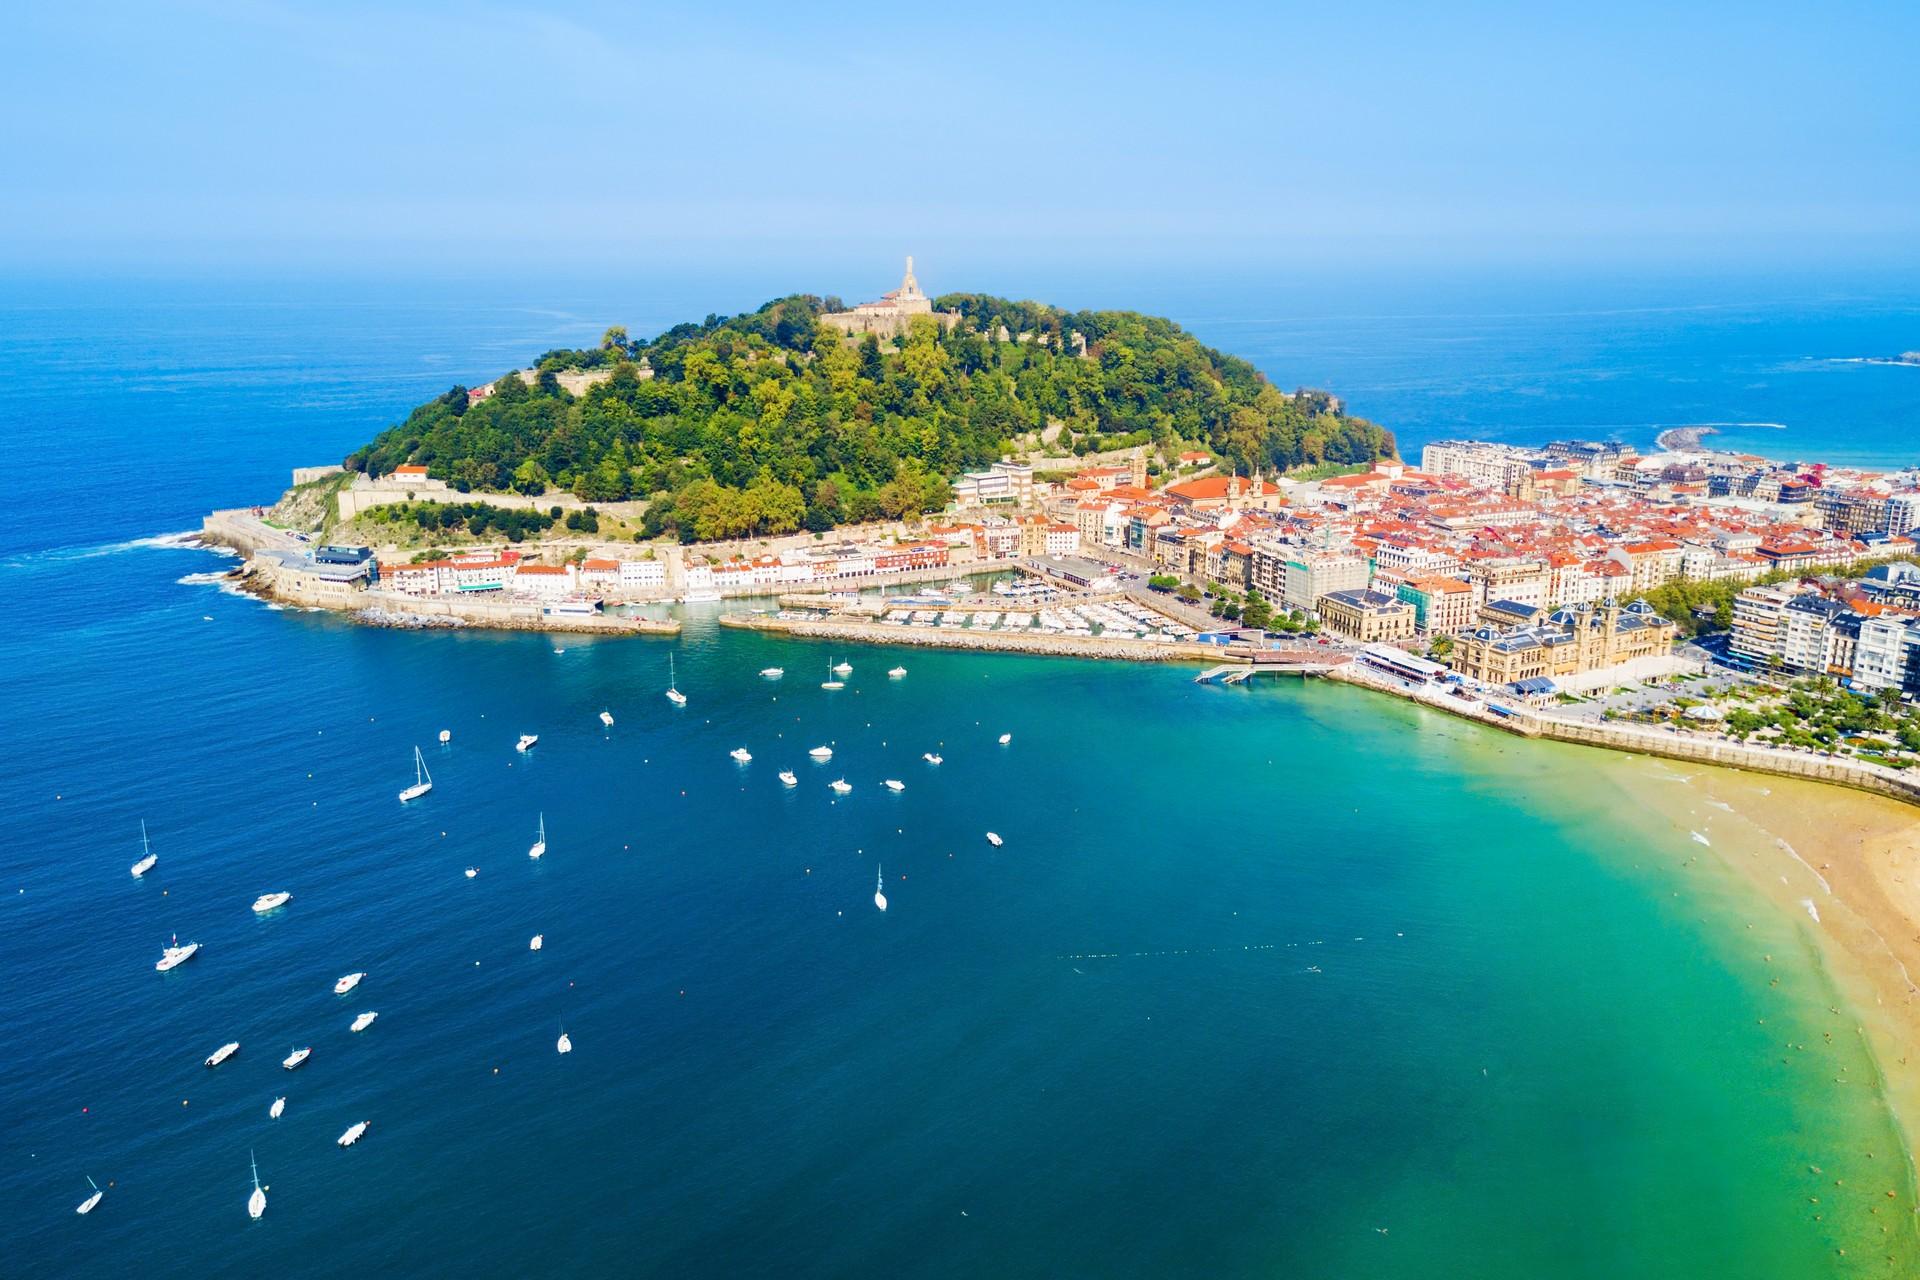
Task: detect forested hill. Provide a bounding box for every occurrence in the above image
[345,293,1397,541]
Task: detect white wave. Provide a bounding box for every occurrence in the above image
[1801,898,1821,924]
[0,530,235,570]
[176,571,233,586]
[1776,838,1832,895]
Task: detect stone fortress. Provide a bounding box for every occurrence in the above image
[821,257,961,339]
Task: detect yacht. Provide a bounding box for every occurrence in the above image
[269,1096,285,1119]
[438,728,451,743]
[556,1026,573,1054]
[998,732,1012,745]
[350,1011,378,1033]
[398,745,433,801]
[130,821,158,878]
[922,752,943,765]
[156,934,199,972]
[282,1046,311,1071]
[205,1041,240,1068]
[464,867,478,879]
[874,864,888,912]
[528,812,547,860]
[821,659,844,691]
[730,747,752,763]
[888,666,907,678]
[665,654,687,706]
[529,934,543,951]
[599,710,614,728]
[829,779,852,795]
[985,832,1004,847]
[337,1120,370,1147]
[251,891,292,914]
[248,1152,266,1221]
[833,660,853,676]
[778,770,798,787]
[333,971,365,995]
[76,1177,103,1216]
[759,667,784,679]
[883,779,905,793]
[516,733,539,753]
[808,745,833,761]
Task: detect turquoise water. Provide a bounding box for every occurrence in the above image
[3,279,1918,1276]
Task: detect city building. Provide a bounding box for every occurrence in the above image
[820,257,961,338]
[1450,600,1677,686]
[1317,589,1417,643]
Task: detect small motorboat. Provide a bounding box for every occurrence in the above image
[205,1041,240,1068]
[883,779,905,793]
[923,752,943,765]
[516,734,539,753]
[759,667,784,679]
[808,745,833,761]
[599,710,614,728]
[874,864,888,912]
[76,1177,103,1216]
[156,935,199,972]
[438,729,451,743]
[778,770,798,787]
[337,1120,370,1148]
[829,779,853,795]
[529,934,544,951]
[351,1011,378,1033]
[269,1096,286,1119]
[464,867,478,879]
[833,661,852,675]
[998,733,1012,745]
[986,832,1004,847]
[888,666,907,678]
[730,747,752,763]
[282,1046,311,1071]
[333,971,365,995]
[251,891,292,914]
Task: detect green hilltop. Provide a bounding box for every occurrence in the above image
[345,293,1397,542]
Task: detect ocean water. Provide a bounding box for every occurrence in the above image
[3,278,1918,1277]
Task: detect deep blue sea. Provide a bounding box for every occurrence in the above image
[3,273,1919,1277]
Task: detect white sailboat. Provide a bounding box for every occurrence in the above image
[333,971,365,995]
[556,1024,572,1054]
[337,1120,369,1147]
[130,821,157,878]
[76,1176,103,1216]
[778,770,798,787]
[821,658,844,691]
[269,1096,285,1119]
[251,891,292,914]
[874,865,887,912]
[599,709,615,727]
[351,1011,378,1032]
[248,1151,266,1220]
[528,812,547,860]
[156,932,199,972]
[665,654,687,706]
[398,745,433,801]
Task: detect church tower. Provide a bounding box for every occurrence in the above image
[899,256,923,302]
[1129,449,1148,488]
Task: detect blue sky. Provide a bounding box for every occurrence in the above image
[6,1,1918,279]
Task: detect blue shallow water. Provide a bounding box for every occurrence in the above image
[3,277,1918,1277]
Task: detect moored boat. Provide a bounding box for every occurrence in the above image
[986,831,1003,847]
[248,1152,266,1221]
[282,1046,311,1070]
[778,770,798,787]
[883,779,905,792]
[808,745,833,760]
[516,733,539,753]
[269,1096,285,1119]
[730,747,752,763]
[398,745,433,801]
[829,779,852,795]
[130,820,157,878]
[205,1041,240,1067]
[599,709,615,727]
[888,666,907,678]
[156,934,199,972]
[351,1011,378,1032]
[337,1120,370,1147]
[333,971,365,995]
[528,812,546,860]
[874,865,887,912]
[923,752,943,765]
[76,1177,103,1215]
[759,667,784,679]
[251,891,292,914]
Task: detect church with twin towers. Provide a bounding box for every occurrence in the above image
[820,257,962,339]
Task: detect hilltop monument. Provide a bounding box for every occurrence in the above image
[822,256,961,338]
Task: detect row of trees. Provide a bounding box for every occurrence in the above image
[345,294,1395,541]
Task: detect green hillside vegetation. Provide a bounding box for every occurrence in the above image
[1629,554,1915,637]
[345,293,1396,543]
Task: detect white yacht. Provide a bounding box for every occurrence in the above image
[76,1177,103,1216]
[516,733,539,753]
[351,1011,378,1032]
[529,934,544,951]
[251,891,292,914]
[269,1096,285,1119]
[337,1120,369,1147]
[248,1152,266,1221]
[599,710,615,728]
[438,728,451,743]
[398,745,433,801]
[130,821,157,878]
[883,779,905,793]
[556,1026,573,1054]
[833,660,853,676]
[923,752,943,765]
[808,745,833,761]
[888,666,907,678]
[821,659,844,691]
[528,812,547,860]
[730,747,752,763]
[759,667,784,679]
[464,867,478,879]
[986,832,1004,847]
[205,1041,240,1068]
[665,654,687,706]
[874,865,887,912]
[156,934,199,972]
[829,778,853,795]
[333,971,365,995]
[282,1046,311,1071]
[998,732,1012,745]
[778,770,798,787]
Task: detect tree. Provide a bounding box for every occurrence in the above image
[512,458,551,496]
[601,325,629,351]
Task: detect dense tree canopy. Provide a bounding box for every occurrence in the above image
[346,293,1395,541]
